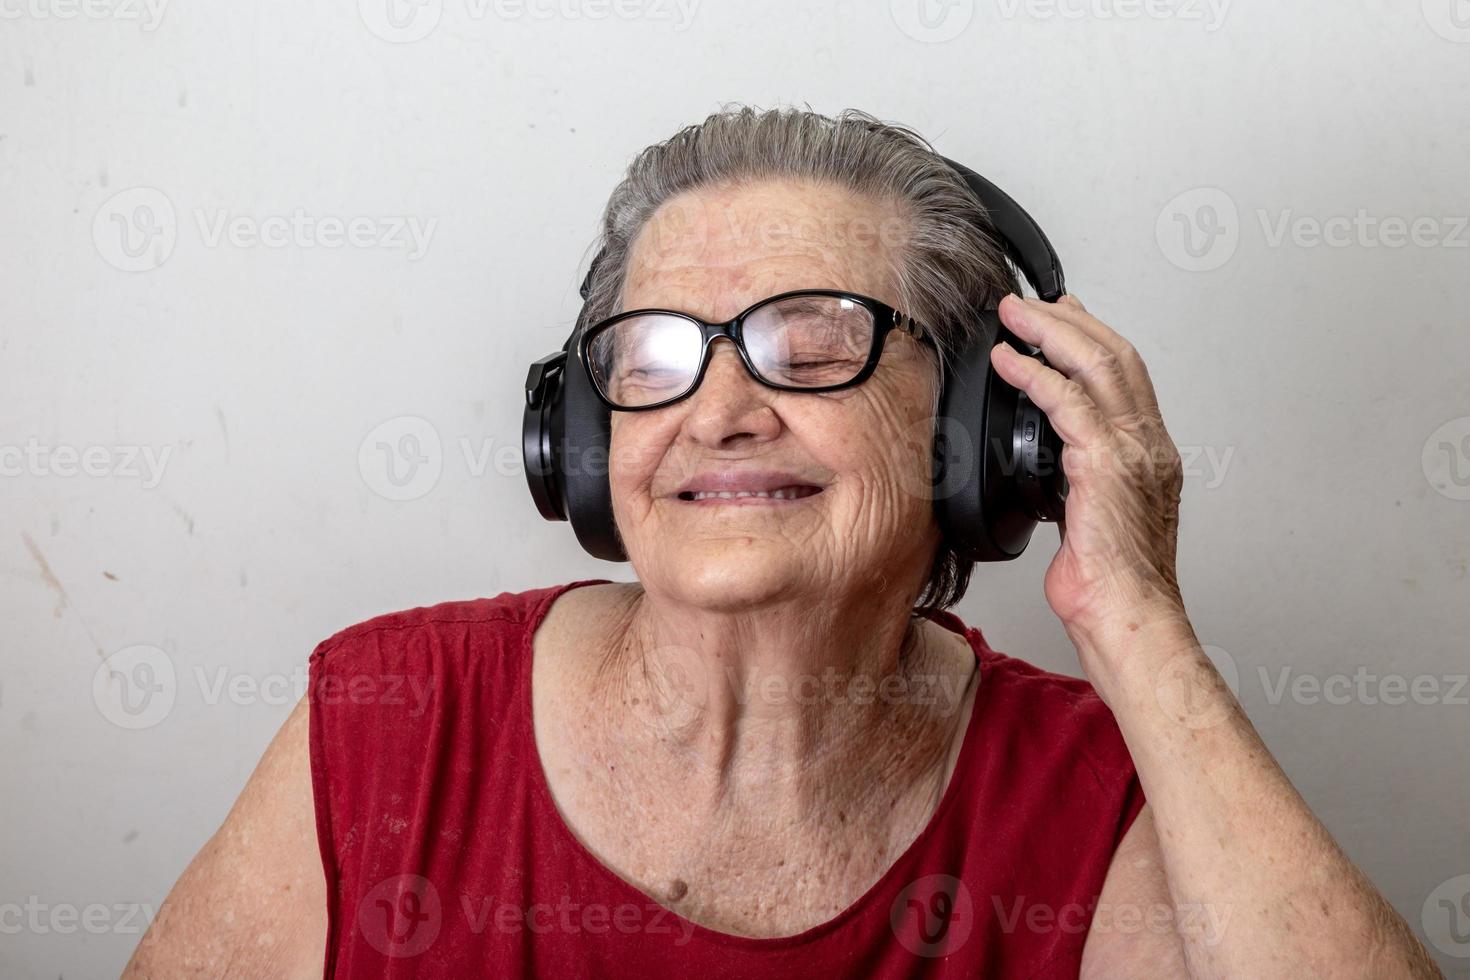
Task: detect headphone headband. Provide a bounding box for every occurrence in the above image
[936,156,1066,302]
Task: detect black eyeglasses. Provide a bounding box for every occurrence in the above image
[578,288,937,411]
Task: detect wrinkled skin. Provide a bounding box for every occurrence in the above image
[989,293,1189,657]
[526,178,987,937]
[608,177,944,615]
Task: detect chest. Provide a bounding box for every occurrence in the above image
[535,727,927,936]
[526,586,978,938]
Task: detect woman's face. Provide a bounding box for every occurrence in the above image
[608,178,942,611]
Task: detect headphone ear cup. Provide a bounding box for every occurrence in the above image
[560,348,628,562]
[935,310,1066,562]
[522,367,566,522]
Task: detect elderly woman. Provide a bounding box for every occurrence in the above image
[127,108,1436,978]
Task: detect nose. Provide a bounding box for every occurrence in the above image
[682,337,781,448]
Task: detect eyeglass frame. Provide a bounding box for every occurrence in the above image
[576,288,938,412]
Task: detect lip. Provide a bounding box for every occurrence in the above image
[673,469,826,504]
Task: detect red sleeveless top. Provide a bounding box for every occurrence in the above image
[308,579,1144,978]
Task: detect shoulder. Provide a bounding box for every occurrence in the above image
[978,646,1137,784]
[946,633,1148,890]
[978,645,1108,710]
[304,581,615,849]
[309,584,546,662]
[922,600,1138,798]
[308,578,616,671]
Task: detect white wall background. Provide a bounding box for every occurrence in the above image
[2,0,1468,975]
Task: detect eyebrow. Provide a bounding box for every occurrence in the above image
[771,297,841,314]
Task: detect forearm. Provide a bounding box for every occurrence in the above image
[1071,610,1440,979]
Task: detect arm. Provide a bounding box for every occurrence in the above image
[1080,805,1192,978]
[122,695,326,979]
[992,293,1441,979]
[1075,611,1439,978]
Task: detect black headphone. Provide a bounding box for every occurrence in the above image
[523,155,1068,564]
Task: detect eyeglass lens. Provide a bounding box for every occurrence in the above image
[586,294,876,408]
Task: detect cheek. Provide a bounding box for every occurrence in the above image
[863,369,938,491]
[817,378,939,545]
[606,416,666,518]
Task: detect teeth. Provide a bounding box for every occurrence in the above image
[689,486,812,501]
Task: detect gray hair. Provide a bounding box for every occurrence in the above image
[578,104,1020,618]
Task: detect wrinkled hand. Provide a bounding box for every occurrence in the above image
[990,293,1187,637]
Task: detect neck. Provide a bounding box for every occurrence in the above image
[589,582,978,820]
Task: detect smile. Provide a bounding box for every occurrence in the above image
[677,486,823,503]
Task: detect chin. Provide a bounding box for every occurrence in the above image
[652,539,812,611]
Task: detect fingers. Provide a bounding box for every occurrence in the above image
[1039,294,1163,412]
[989,340,1112,450]
[998,294,1139,422]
